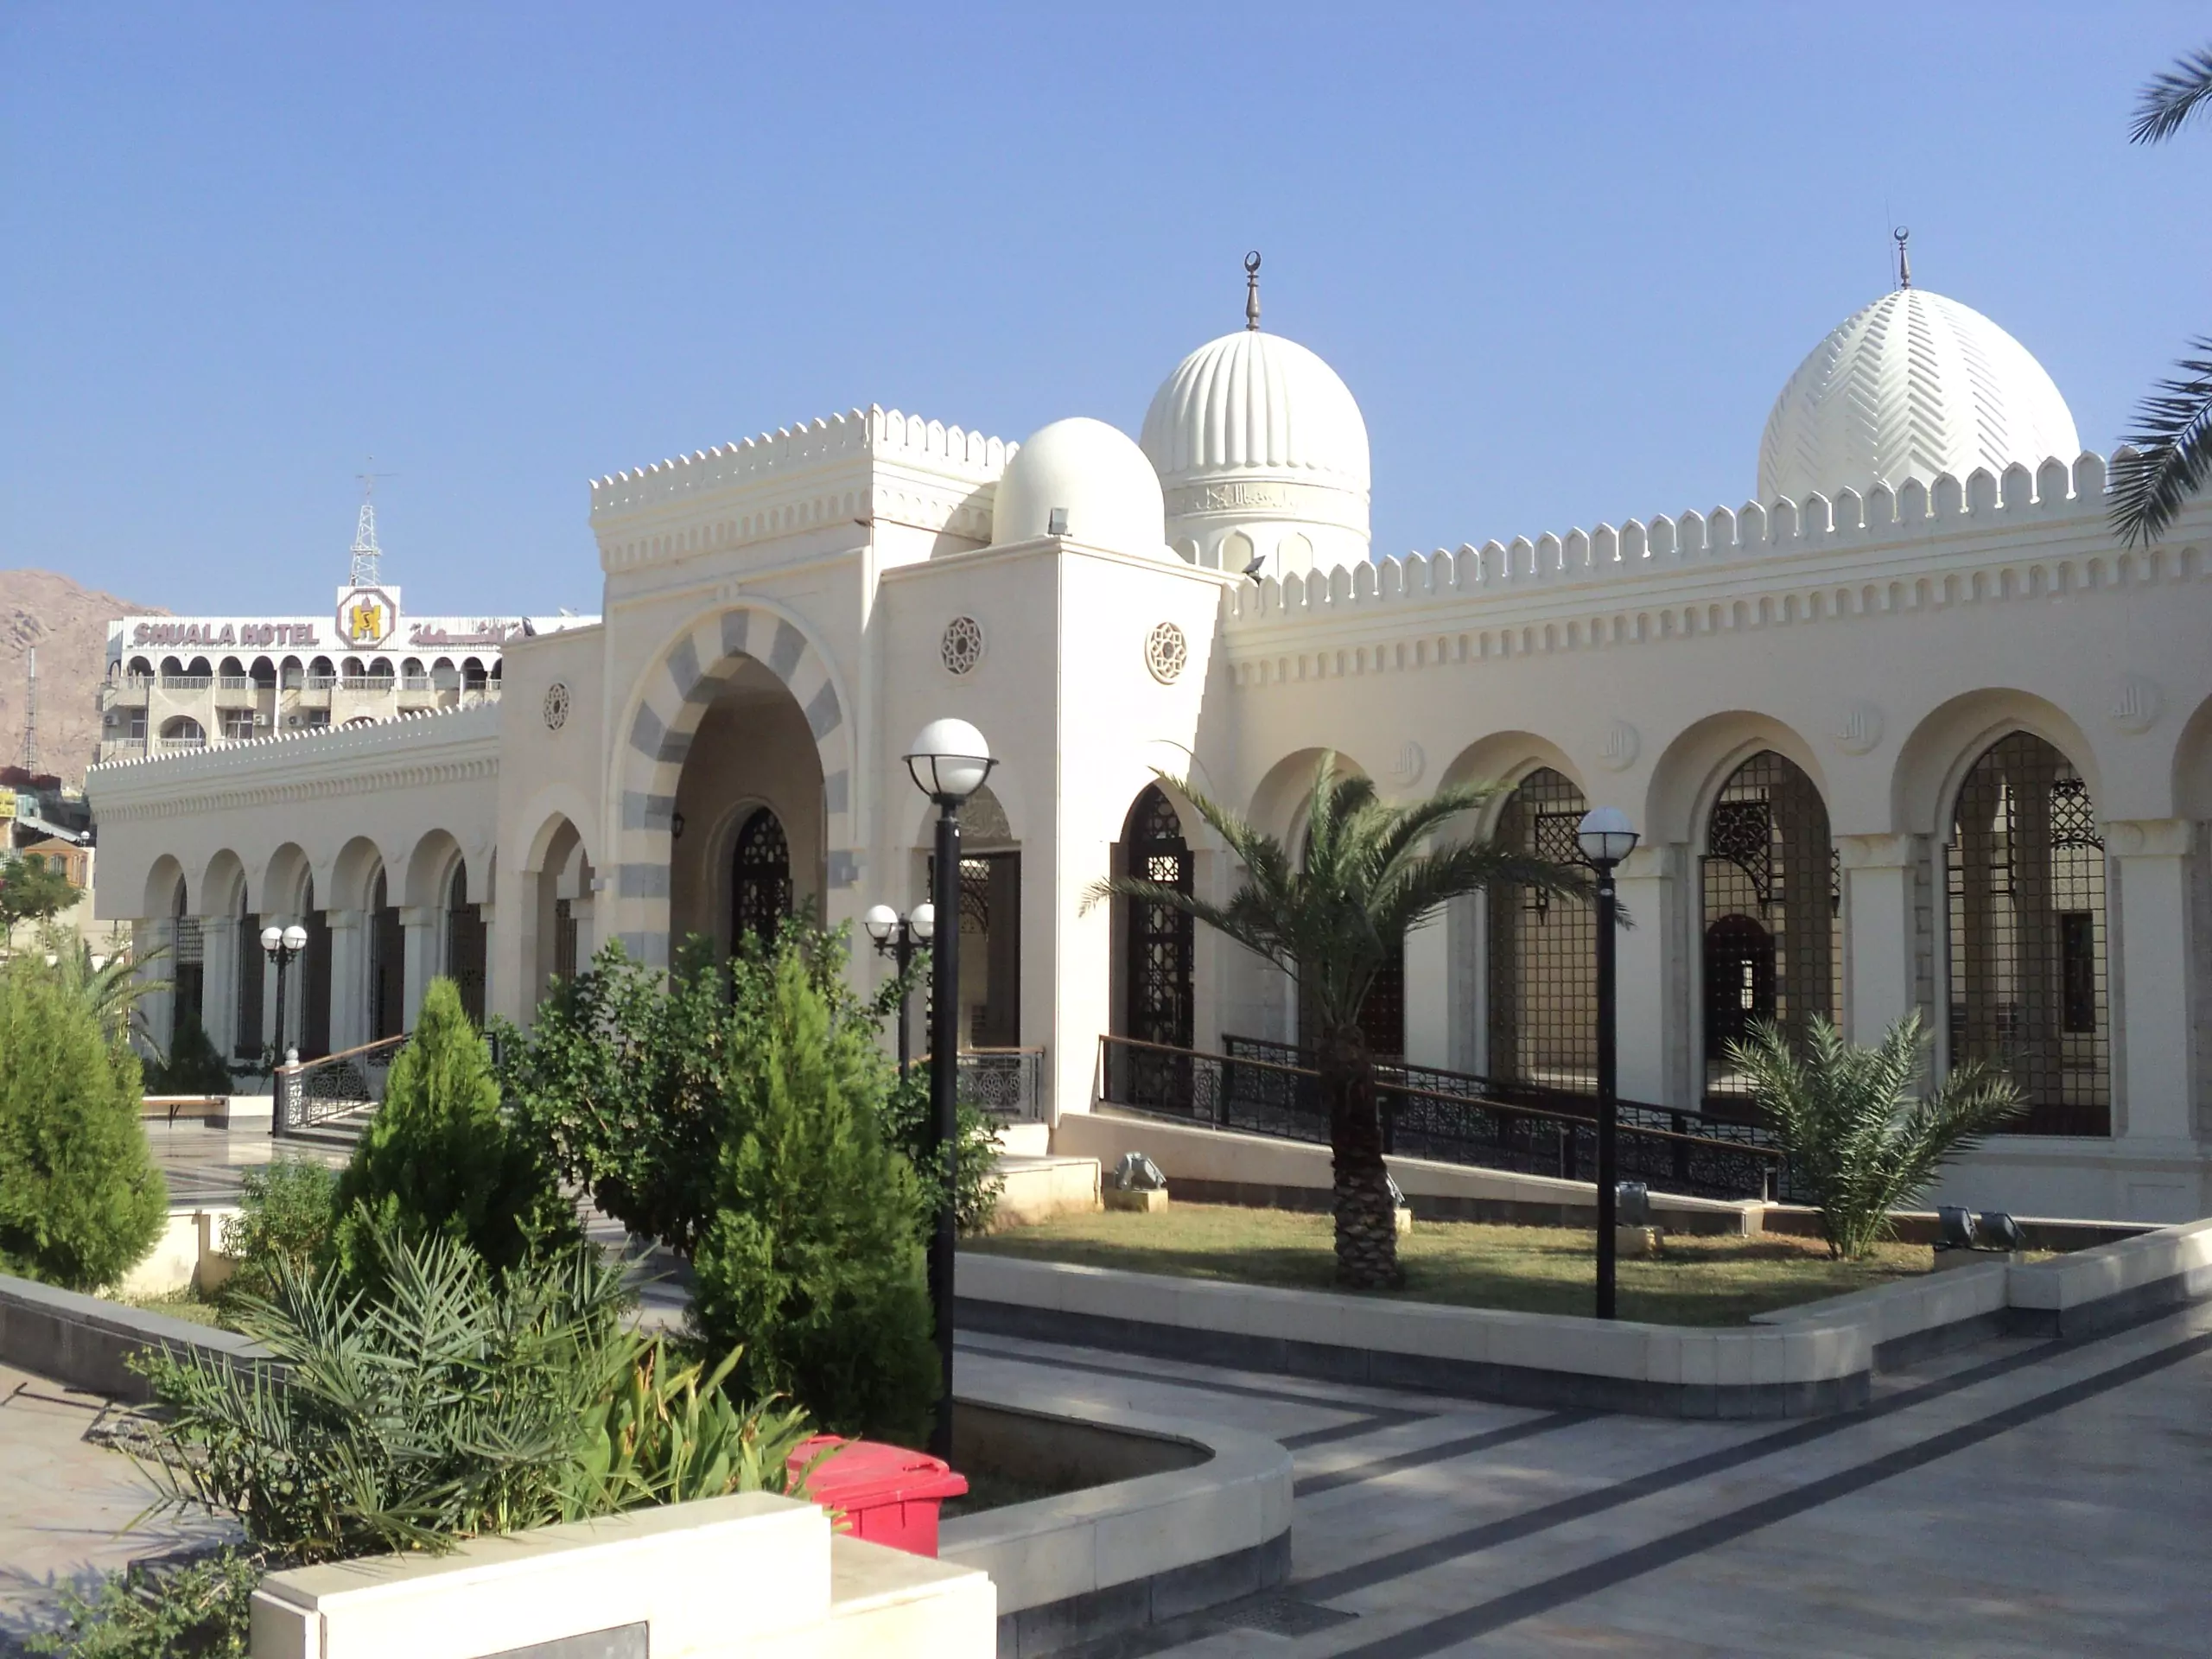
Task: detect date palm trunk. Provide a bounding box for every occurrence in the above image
[1319,1023,1402,1289]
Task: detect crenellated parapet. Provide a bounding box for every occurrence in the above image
[589,406,1017,574]
[1217,452,2212,681]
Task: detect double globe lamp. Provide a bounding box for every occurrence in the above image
[257,922,310,1072]
[899,717,995,1457]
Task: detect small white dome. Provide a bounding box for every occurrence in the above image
[991,416,1166,556]
[1758,287,2079,506]
[1141,329,1370,494]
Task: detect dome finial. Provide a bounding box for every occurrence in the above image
[1893,226,1912,290]
[1243,250,1262,331]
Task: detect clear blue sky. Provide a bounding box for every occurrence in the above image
[6,3,2209,617]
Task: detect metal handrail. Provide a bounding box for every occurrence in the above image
[1097,1033,1788,1203]
[273,1033,408,1135]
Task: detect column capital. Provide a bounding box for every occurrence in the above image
[324,907,363,929]
[1836,832,1923,870]
[399,906,441,928]
[2101,818,2196,858]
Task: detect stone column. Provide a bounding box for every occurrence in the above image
[1401,912,1451,1071]
[477,901,499,1028]
[2108,819,2198,1150]
[200,915,240,1066]
[400,906,440,1030]
[1615,842,1686,1106]
[1839,833,1929,1047]
[137,918,175,1066]
[324,908,365,1053]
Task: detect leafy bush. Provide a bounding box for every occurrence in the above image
[504,930,944,1441]
[689,942,940,1444]
[0,961,167,1289]
[218,1158,337,1302]
[571,1344,814,1512]
[145,1017,234,1097]
[880,1062,1006,1236]
[1728,1013,2025,1258]
[25,1547,259,1658]
[134,1219,806,1563]
[330,978,574,1288]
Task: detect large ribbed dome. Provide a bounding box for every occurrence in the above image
[1140,328,1370,577]
[1758,287,2079,506]
[1141,329,1370,491]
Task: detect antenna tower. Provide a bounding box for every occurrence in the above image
[19,646,36,775]
[351,461,395,587]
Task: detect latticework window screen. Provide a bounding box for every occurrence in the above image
[1124,785,1193,1050]
[732,807,792,947]
[1945,731,2109,1135]
[1700,751,1837,1107]
[1484,768,1595,1090]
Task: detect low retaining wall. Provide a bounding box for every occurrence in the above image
[959,1212,2212,1421]
[1053,1109,1762,1236]
[0,1272,264,1402]
[0,1272,1290,1657]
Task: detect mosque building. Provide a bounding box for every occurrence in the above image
[85,252,2212,1223]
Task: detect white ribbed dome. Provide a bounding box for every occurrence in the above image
[990,416,1166,556]
[1141,329,1370,491]
[1141,329,1370,577]
[1758,288,2079,506]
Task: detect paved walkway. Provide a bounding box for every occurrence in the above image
[0,1365,232,1653]
[958,1302,2212,1657]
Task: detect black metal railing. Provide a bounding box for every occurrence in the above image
[1103,1033,1788,1203]
[273,1034,407,1135]
[957,1046,1046,1122]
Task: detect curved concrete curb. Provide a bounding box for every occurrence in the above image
[942,1383,1292,1657]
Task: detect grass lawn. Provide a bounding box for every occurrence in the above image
[968,1203,1931,1325]
[108,1287,235,1328]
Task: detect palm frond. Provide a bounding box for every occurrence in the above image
[2109,342,2212,545]
[2130,45,2212,144]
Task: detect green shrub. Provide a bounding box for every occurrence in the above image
[145,1018,233,1097]
[880,1063,1006,1237]
[0,961,167,1289]
[219,1158,337,1301]
[25,1547,259,1657]
[689,942,941,1445]
[497,938,747,1255]
[1728,1012,2025,1259]
[330,978,574,1287]
[134,1218,806,1563]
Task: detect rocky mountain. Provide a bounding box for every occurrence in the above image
[0,569,165,787]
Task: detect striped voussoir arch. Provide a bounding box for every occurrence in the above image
[611,606,854,964]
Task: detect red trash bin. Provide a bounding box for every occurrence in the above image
[787,1435,969,1558]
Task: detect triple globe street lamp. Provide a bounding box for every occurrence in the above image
[1573,806,1639,1321]
[900,716,995,1459]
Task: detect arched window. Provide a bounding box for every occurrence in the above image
[186,656,213,678]
[1122,786,1193,1051]
[251,656,277,688]
[301,875,331,1059]
[280,656,303,690]
[127,656,154,680]
[159,715,207,748]
[731,807,792,948]
[368,869,404,1040]
[367,658,394,684]
[308,657,335,683]
[219,656,245,679]
[446,862,486,1025]
[342,656,366,679]
[161,656,185,678]
[235,880,264,1060]
[1485,768,1593,1094]
[1700,751,1836,1109]
[1945,732,2108,1135]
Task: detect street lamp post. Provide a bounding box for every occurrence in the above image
[259,922,308,1135]
[902,718,995,1459]
[1575,807,1639,1320]
[863,901,936,1077]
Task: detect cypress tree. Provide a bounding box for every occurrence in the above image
[332,977,574,1286]
[0,961,168,1288]
[690,944,939,1445]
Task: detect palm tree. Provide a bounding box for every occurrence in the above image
[2110,45,2212,545]
[1084,754,1588,1290]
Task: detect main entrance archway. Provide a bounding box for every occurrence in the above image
[611,606,855,966]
